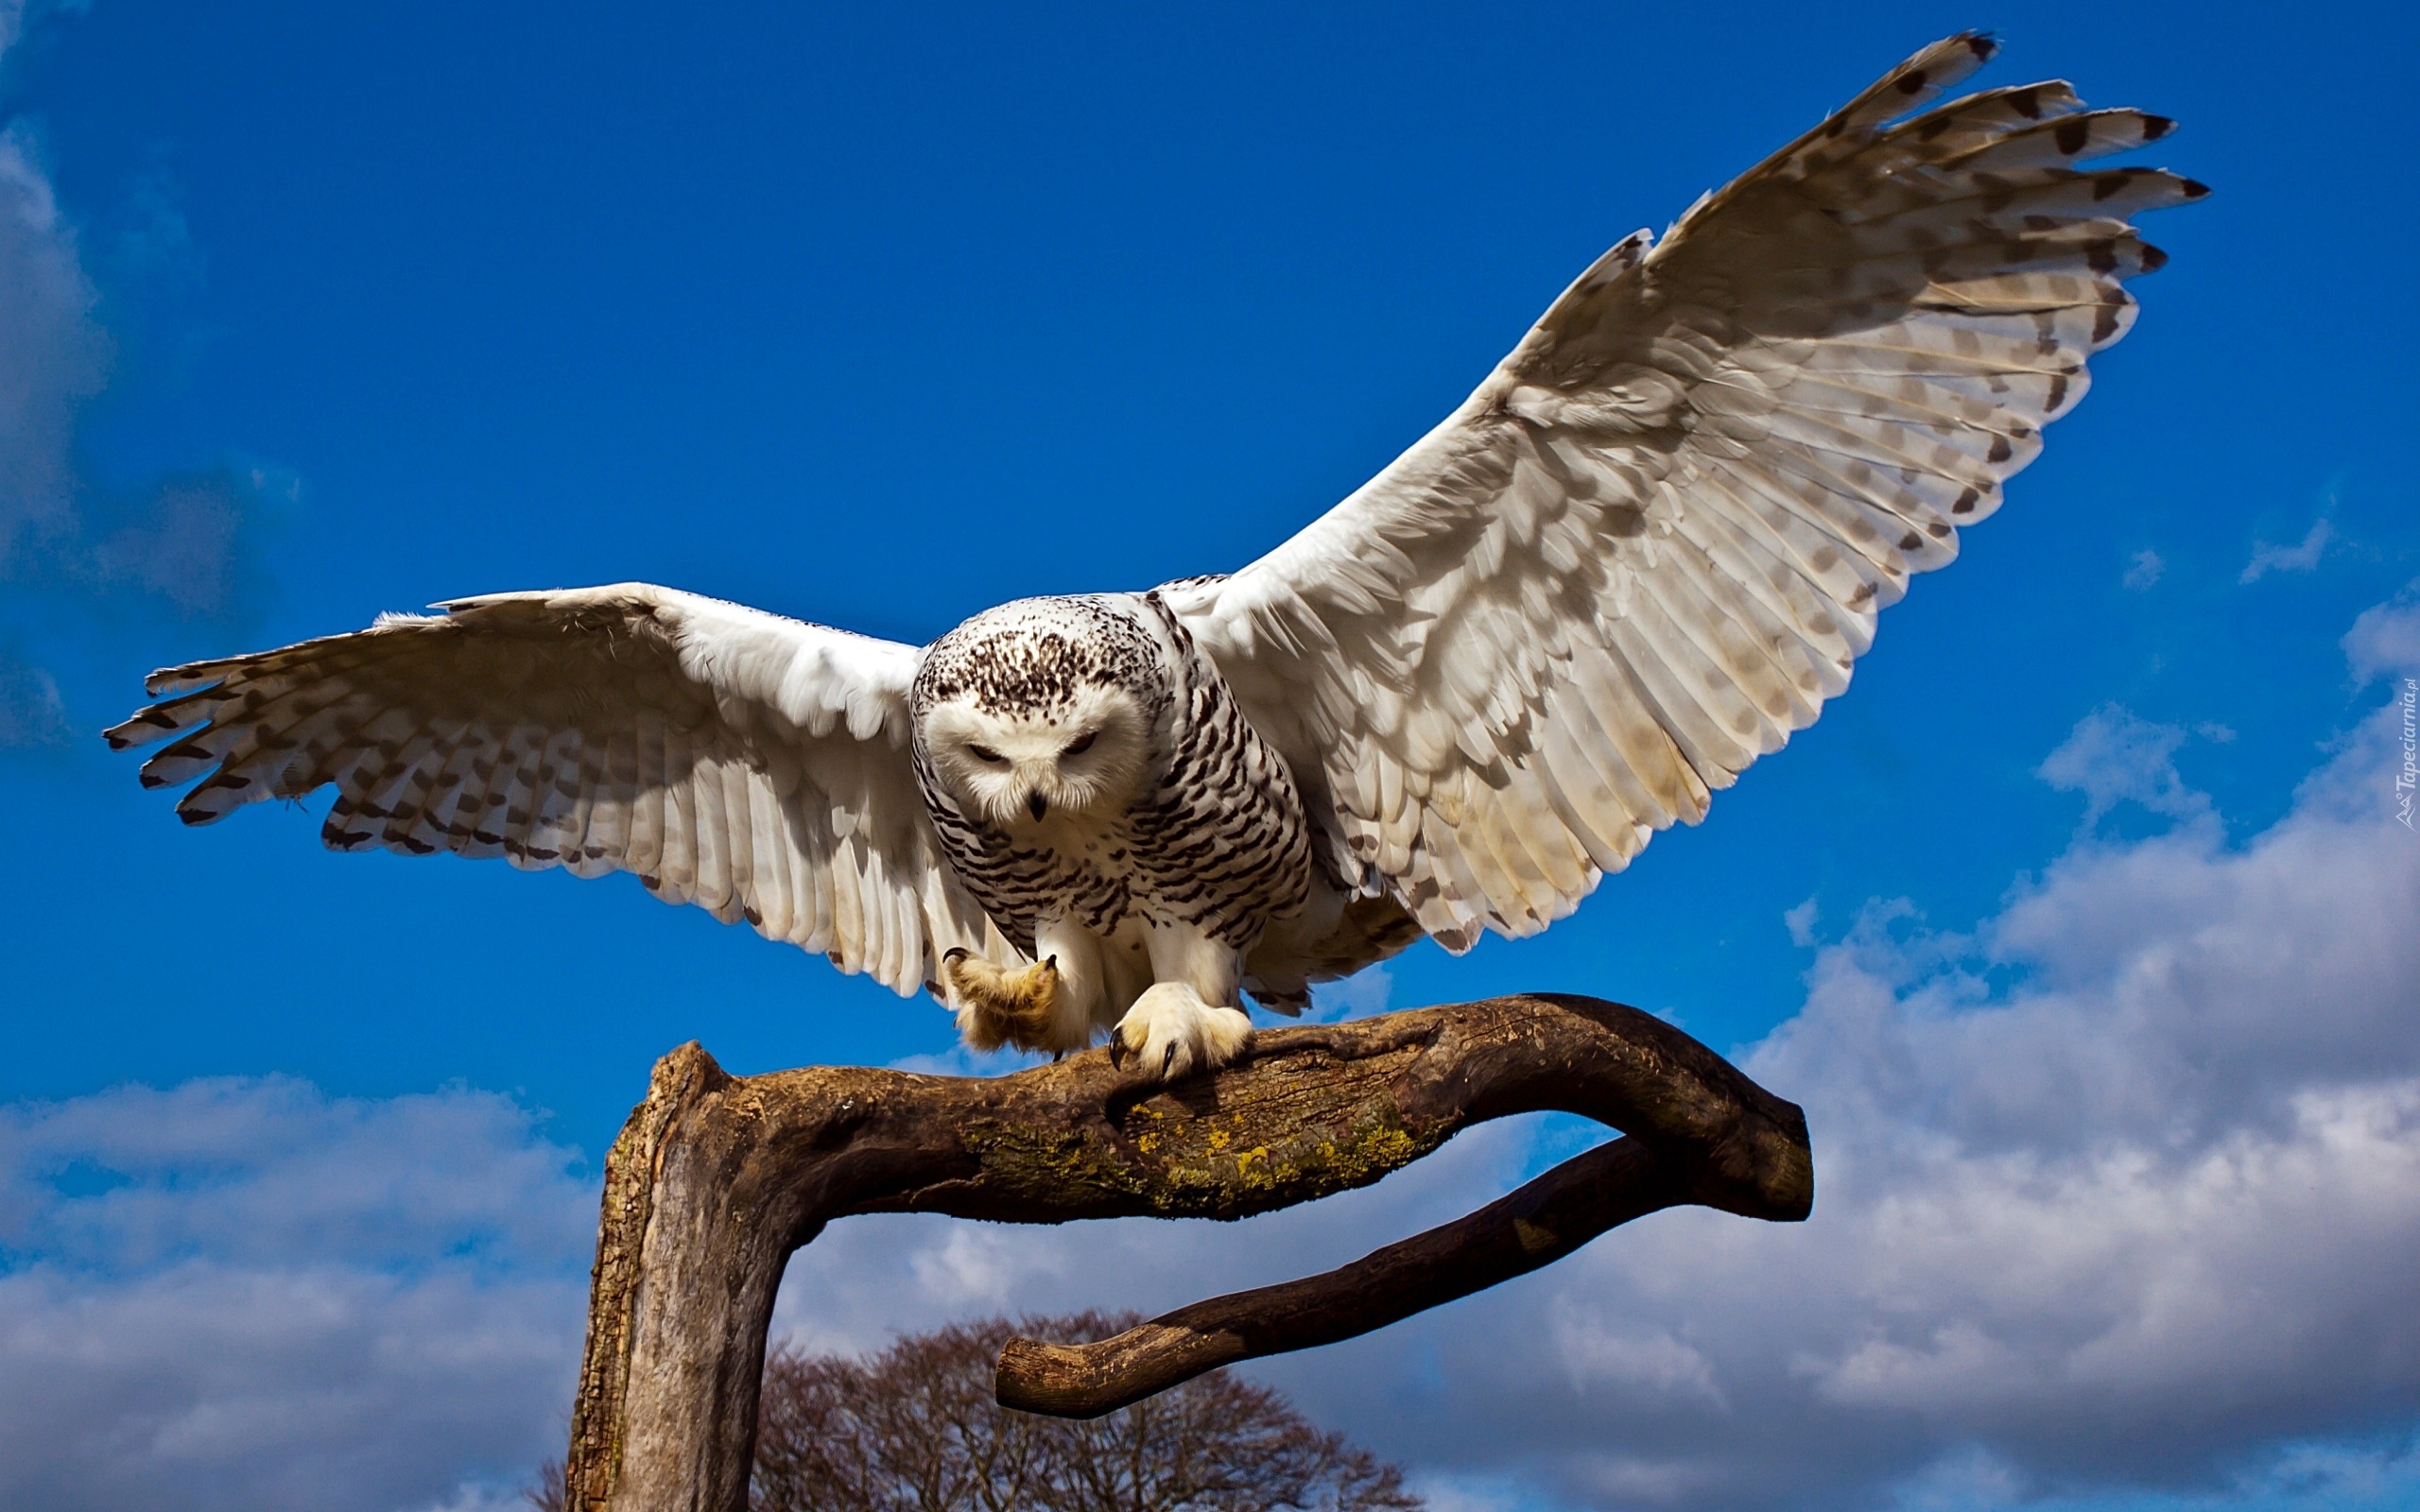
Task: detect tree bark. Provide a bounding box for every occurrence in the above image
[563,994,1812,1512]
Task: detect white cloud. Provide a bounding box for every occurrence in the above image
[0,1263,579,1512]
[885,1042,1047,1077]
[1552,1303,1726,1408]
[2240,520,2335,584]
[2036,704,2212,830]
[1783,896,1820,948]
[1309,961,1394,1021]
[2123,548,2165,591]
[0,1080,591,1512]
[0,1077,593,1268]
[1409,1471,1561,1512]
[2343,587,2420,682]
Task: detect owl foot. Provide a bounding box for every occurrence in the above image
[943,950,1062,1053]
[1109,984,1251,1082]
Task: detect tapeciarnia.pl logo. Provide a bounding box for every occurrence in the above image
[2397,677,2417,831]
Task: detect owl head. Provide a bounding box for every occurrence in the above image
[914,598,1161,828]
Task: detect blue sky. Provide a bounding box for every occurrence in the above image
[2,3,2416,1510]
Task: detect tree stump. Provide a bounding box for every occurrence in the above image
[563,994,1813,1512]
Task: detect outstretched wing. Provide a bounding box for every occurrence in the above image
[107,583,1012,995]
[1166,35,2203,951]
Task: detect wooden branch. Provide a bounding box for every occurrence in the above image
[563,994,1811,1512]
[994,1134,1685,1417]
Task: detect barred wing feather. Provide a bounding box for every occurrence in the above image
[105,583,1009,995]
[1167,34,2203,951]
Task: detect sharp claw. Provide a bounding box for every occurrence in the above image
[1108,1033,1128,1068]
[1161,1041,1178,1078]
[943,948,969,965]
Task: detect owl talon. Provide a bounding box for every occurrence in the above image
[1111,983,1250,1082]
[944,951,1063,1053]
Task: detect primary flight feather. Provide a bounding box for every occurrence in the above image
[110,36,2202,1079]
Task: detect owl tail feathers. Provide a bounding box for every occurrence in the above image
[1243,978,1311,1017]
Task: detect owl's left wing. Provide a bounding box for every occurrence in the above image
[1167,35,2202,951]
[107,583,1013,995]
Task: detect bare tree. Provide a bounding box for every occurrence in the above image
[752,1313,1422,1512]
[526,1455,566,1512]
[750,1317,1044,1512]
[532,1313,1422,1510]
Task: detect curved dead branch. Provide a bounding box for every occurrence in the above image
[563,994,1811,1512]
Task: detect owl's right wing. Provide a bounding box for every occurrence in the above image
[106,583,1013,996]
[1167,35,2201,951]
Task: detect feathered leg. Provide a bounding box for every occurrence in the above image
[1109,922,1253,1080]
[942,950,1063,1053]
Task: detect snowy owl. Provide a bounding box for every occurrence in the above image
[110,36,2200,1079]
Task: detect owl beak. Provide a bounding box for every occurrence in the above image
[1027,792,1048,820]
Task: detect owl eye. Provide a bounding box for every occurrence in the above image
[967,743,1006,765]
[1061,731,1097,756]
